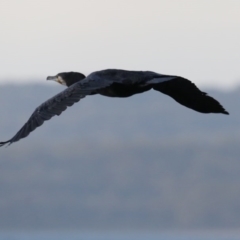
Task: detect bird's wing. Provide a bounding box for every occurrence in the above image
[147,75,229,114]
[0,76,113,146]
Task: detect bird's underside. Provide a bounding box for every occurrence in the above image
[0,69,229,147]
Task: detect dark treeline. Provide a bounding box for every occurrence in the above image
[0,84,239,230]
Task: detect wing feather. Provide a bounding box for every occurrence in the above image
[151,76,229,114]
[0,76,113,146]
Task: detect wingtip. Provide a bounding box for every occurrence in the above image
[223,110,229,115]
[0,140,11,148]
[219,105,229,115]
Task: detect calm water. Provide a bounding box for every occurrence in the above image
[0,232,240,240]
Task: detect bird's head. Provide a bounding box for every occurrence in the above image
[47,72,86,87]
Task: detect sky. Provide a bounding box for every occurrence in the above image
[0,0,240,90]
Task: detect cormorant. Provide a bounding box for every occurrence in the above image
[0,69,229,147]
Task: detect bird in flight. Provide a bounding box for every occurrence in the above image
[0,69,228,147]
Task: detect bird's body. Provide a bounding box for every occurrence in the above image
[92,70,158,97]
[0,69,229,147]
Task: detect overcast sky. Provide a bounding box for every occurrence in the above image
[0,0,239,89]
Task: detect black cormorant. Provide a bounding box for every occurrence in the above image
[0,69,229,147]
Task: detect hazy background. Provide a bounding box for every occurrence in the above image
[0,0,240,89]
[0,0,240,236]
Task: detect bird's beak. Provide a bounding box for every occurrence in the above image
[46,76,57,81]
[47,75,67,86]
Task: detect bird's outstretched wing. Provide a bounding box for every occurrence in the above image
[0,76,112,146]
[150,76,229,114]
